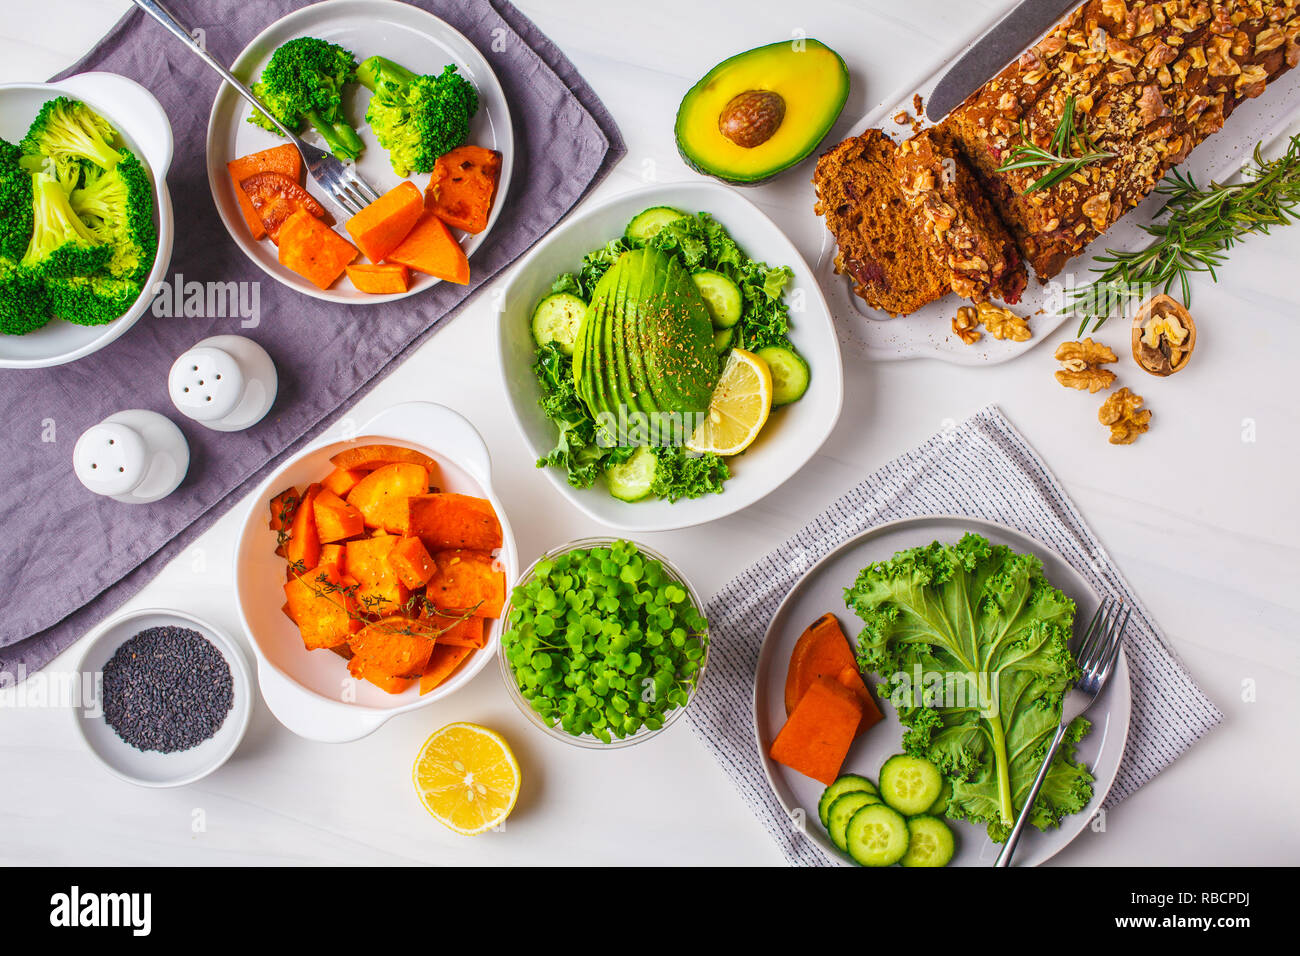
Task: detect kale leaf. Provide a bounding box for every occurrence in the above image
[845,534,1094,842]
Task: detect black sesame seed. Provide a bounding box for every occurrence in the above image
[101,626,234,754]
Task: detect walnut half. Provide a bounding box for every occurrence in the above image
[952,306,981,345]
[1055,338,1118,392]
[1099,387,1151,444]
[976,301,1031,341]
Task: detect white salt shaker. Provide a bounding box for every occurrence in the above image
[73,410,190,504]
[168,335,277,432]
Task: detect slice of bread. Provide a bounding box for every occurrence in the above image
[895,128,1026,304]
[813,130,950,317]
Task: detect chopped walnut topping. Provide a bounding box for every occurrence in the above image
[1137,84,1170,123]
[1082,191,1113,230]
[1237,63,1270,96]
[1144,39,1178,68]
[1107,35,1143,65]
[1257,25,1287,52]
[1054,338,1118,392]
[1207,35,1241,75]
[1098,387,1151,444]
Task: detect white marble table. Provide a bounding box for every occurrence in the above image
[2,0,1297,866]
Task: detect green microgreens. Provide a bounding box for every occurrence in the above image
[501,540,708,744]
[997,95,1115,195]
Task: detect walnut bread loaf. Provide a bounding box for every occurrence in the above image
[939,0,1300,280]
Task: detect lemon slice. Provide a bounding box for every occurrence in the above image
[413,722,521,835]
[686,348,773,456]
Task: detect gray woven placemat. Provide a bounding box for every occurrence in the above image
[0,0,623,676]
[687,405,1222,866]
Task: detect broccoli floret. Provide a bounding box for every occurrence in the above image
[0,257,53,336]
[46,272,141,327]
[22,173,110,278]
[248,37,364,162]
[0,138,33,261]
[357,57,477,176]
[70,150,157,283]
[20,97,122,172]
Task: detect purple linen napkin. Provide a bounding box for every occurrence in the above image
[0,0,623,675]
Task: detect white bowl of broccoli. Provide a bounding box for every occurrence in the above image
[0,72,174,368]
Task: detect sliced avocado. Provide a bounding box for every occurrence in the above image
[607,250,637,420]
[578,265,617,418]
[637,251,717,415]
[616,249,651,416]
[675,39,849,185]
[626,248,668,416]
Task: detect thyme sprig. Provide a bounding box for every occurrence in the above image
[1066,134,1300,333]
[997,94,1115,194]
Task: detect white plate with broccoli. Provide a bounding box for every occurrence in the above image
[754,515,1131,867]
[205,0,512,303]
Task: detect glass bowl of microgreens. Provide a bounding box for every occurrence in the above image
[498,537,709,749]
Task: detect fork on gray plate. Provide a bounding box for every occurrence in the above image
[132,0,381,216]
[993,596,1131,867]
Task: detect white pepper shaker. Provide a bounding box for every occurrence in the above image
[73,410,189,504]
[168,335,277,432]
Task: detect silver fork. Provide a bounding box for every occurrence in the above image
[993,595,1131,867]
[132,0,381,216]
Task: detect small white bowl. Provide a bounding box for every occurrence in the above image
[232,402,518,743]
[496,181,845,532]
[73,608,252,788]
[0,73,176,369]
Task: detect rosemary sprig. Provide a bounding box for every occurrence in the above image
[1066,133,1300,333]
[997,95,1115,194]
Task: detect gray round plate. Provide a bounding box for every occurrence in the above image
[753,515,1131,867]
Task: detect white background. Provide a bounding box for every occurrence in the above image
[1,0,1297,866]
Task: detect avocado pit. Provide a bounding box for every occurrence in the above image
[719,90,786,148]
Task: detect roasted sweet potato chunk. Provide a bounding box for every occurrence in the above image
[344,535,411,616]
[329,443,441,477]
[403,493,502,552]
[425,550,505,617]
[387,535,437,589]
[283,565,362,650]
[313,487,365,543]
[347,616,436,679]
[346,462,430,532]
[419,643,474,695]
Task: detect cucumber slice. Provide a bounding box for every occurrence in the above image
[712,327,734,353]
[624,206,687,243]
[604,446,657,502]
[926,778,952,817]
[531,292,587,356]
[844,803,909,867]
[826,791,881,851]
[879,754,944,816]
[817,774,877,829]
[901,815,955,867]
[755,345,810,405]
[691,270,742,329]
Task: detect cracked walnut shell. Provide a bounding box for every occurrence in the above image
[1099,387,1151,444]
[1055,338,1118,392]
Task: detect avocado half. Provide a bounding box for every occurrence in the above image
[675,39,849,185]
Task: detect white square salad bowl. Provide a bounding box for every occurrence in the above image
[0,73,175,368]
[233,402,517,742]
[497,181,844,532]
